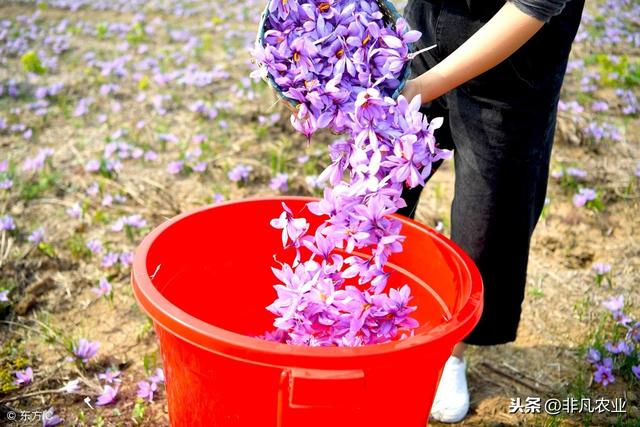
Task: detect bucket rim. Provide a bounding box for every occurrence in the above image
[131,196,483,366]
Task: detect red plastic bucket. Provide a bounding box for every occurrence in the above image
[131,196,483,427]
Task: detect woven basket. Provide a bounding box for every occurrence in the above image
[255,0,413,112]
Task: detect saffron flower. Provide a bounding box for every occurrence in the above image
[92,278,112,297]
[15,367,33,385]
[96,385,118,406]
[59,379,80,394]
[42,407,63,427]
[73,338,100,363]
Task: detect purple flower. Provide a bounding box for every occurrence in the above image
[86,239,103,254]
[572,188,597,208]
[85,159,100,173]
[167,160,184,175]
[66,203,82,219]
[73,338,100,363]
[92,278,112,297]
[228,164,252,182]
[42,407,63,427]
[96,385,118,406]
[119,251,133,267]
[137,380,157,402]
[15,367,33,385]
[632,365,640,381]
[59,379,80,394]
[592,262,611,275]
[593,358,615,386]
[586,347,601,365]
[98,368,121,384]
[0,179,12,190]
[604,339,632,355]
[102,252,120,268]
[269,173,289,192]
[28,227,45,244]
[213,193,225,203]
[602,295,624,313]
[0,215,15,231]
[149,368,164,384]
[0,290,8,302]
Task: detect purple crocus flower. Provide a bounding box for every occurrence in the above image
[42,407,63,426]
[73,338,100,363]
[28,227,45,244]
[66,203,82,219]
[98,368,121,384]
[592,262,611,275]
[137,380,157,402]
[15,367,33,385]
[269,173,289,192]
[86,239,103,254]
[167,160,184,175]
[59,379,80,394]
[602,295,624,313]
[604,339,632,355]
[92,278,112,297]
[228,164,252,182]
[0,215,15,231]
[102,252,120,268]
[96,385,118,406]
[572,188,597,208]
[586,347,601,365]
[593,358,615,386]
[632,365,640,380]
[85,159,100,173]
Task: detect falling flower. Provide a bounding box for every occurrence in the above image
[96,385,118,406]
[59,378,80,394]
[73,338,100,363]
[15,367,33,385]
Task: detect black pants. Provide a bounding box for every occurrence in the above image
[398,0,584,345]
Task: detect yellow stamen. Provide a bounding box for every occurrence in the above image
[362,34,371,46]
[336,48,344,58]
[319,2,330,12]
[293,51,300,62]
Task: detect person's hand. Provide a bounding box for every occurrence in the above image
[401,78,423,104]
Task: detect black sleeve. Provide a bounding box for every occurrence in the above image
[508,0,570,23]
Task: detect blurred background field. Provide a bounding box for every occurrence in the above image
[0,0,638,425]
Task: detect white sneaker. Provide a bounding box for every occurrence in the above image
[429,355,470,423]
